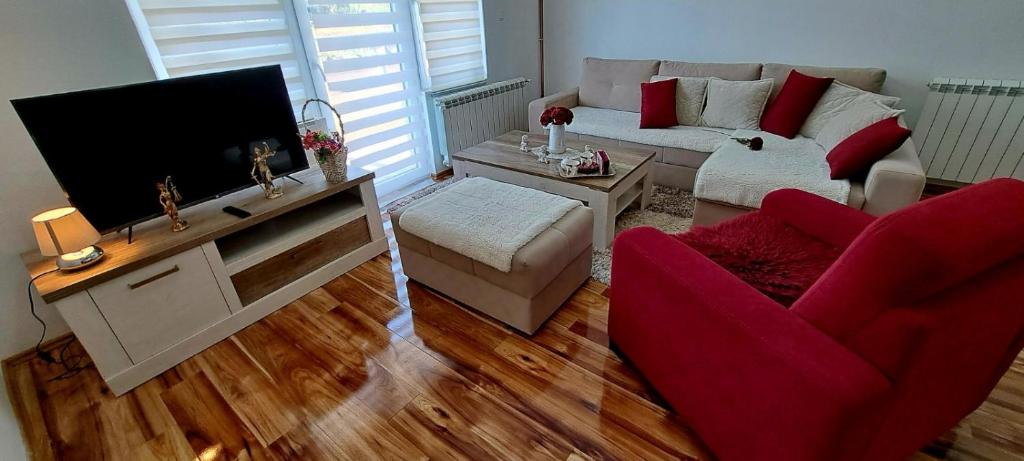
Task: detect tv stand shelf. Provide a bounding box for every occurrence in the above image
[216,191,365,274]
[22,167,387,395]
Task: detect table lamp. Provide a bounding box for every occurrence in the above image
[31,207,105,271]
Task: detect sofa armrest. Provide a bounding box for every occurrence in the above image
[861,137,926,216]
[527,88,579,133]
[761,189,876,248]
[609,227,890,461]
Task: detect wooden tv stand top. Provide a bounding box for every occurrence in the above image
[23,167,374,303]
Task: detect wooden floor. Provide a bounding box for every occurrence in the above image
[5,216,1024,460]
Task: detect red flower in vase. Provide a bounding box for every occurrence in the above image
[540,106,574,126]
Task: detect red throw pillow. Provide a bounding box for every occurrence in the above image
[827,117,912,179]
[639,78,678,128]
[761,70,834,138]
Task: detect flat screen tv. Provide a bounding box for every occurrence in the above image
[12,65,309,234]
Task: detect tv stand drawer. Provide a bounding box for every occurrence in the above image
[88,246,231,363]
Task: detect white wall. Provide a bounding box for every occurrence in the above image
[0,1,154,457]
[542,0,1024,126]
[483,0,541,101]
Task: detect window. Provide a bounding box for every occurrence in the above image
[411,0,488,92]
[126,0,486,196]
[125,0,318,116]
[302,0,431,195]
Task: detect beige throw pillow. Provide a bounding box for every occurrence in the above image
[650,75,709,126]
[815,99,905,152]
[800,82,901,138]
[701,79,773,130]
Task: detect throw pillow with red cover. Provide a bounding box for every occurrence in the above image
[639,78,678,128]
[761,70,834,138]
[826,116,911,179]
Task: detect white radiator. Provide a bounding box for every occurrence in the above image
[916,78,1024,183]
[433,78,530,166]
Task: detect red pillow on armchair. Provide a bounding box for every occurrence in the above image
[827,117,912,179]
[761,70,833,138]
[639,78,678,128]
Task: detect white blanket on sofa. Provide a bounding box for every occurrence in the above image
[399,177,582,272]
[566,106,731,153]
[694,130,851,209]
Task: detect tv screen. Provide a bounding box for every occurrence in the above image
[12,66,308,234]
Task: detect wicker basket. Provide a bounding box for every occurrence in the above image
[301,98,348,183]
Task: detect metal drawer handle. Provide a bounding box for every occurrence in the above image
[128,265,180,290]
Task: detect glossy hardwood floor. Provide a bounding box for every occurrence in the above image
[5,216,1024,460]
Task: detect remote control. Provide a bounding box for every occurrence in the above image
[222,206,252,218]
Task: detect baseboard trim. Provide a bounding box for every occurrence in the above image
[2,332,75,368]
[431,168,453,181]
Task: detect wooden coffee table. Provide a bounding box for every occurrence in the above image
[452,131,655,249]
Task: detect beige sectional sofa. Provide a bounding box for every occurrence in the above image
[528,58,926,223]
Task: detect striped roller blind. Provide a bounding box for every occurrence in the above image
[305,0,431,194]
[412,0,487,91]
[127,0,318,115]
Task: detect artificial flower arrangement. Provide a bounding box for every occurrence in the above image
[540,106,574,126]
[301,130,345,164]
[540,106,574,154]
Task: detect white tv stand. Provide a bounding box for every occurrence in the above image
[23,167,387,395]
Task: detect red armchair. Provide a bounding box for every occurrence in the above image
[609,178,1024,461]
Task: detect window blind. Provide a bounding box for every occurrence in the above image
[411,0,487,92]
[126,0,318,116]
[305,0,431,195]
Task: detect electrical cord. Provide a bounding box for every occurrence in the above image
[29,269,86,380]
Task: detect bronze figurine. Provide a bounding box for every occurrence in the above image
[251,142,283,199]
[157,175,189,232]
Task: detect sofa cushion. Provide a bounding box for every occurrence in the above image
[801,82,902,139]
[701,79,774,130]
[761,71,834,139]
[640,78,679,128]
[650,75,708,126]
[659,60,762,81]
[762,63,886,100]
[827,117,912,179]
[815,100,904,152]
[579,57,660,112]
[663,146,712,169]
[566,106,730,153]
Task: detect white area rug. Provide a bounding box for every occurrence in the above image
[398,177,582,272]
[591,187,694,284]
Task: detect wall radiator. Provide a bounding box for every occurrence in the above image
[433,77,530,167]
[916,78,1024,183]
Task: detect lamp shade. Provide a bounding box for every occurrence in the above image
[31,207,101,257]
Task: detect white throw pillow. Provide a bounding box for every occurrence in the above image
[650,75,709,126]
[800,82,901,138]
[700,79,773,130]
[815,99,905,152]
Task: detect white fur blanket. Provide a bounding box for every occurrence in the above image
[694,130,851,208]
[566,106,731,153]
[399,177,582,272]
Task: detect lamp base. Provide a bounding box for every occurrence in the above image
[56,245,105,271]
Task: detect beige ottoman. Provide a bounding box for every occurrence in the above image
[391,203,593,334]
